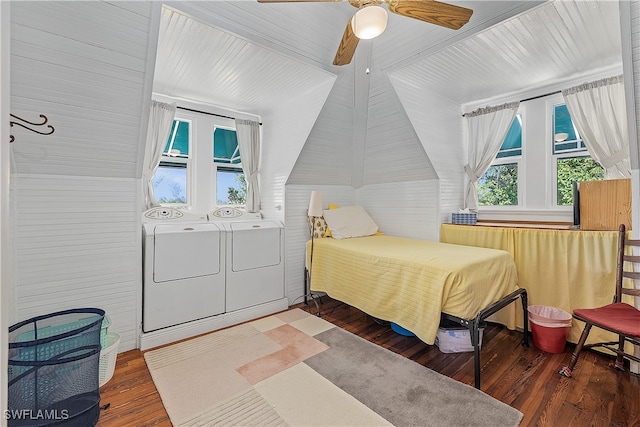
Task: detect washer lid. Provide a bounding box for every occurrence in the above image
[154,223,221,282]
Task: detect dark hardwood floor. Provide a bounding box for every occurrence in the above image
[96,298,639,426]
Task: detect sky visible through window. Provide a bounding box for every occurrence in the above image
[153,167,240,204]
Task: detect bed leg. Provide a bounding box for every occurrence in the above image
[473,321,481,389]
[521,289,529,348]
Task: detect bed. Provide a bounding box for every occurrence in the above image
[306,231,529,388]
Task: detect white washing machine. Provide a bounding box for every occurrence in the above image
[142,207,225,332]
[209,207,285,312]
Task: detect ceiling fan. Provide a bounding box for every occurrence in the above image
[257,0,473,66]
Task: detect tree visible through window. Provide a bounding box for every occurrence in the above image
[553,104,603,206]
[214,128,245,205]
[478,163,518,206]
[556,157,604,205]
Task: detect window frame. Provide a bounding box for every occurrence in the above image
[552,103,586,155]
[154,118,192,206]
[549,101,602,208]
[478,111,524,208]
[152,107,253,211]
[212,124,244,206]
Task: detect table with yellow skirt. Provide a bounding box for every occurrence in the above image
[440,224,622,346]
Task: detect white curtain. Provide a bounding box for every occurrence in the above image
[463,102,520,210]
[235,119,261,213]
[142,100,176,210]
[562,75,630,179]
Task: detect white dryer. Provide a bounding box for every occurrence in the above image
[209,207,285,312]
[142,207,225,332]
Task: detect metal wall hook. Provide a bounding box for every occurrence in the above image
[9,113,55,143]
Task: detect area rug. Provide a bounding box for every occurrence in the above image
[144,309,523,426]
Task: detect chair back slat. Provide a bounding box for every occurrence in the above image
[617,224,640,303]
[622,271,640,281]
[621,288,640,297]
[623,255,640,263]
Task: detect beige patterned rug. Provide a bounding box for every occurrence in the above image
[144,309,523,426]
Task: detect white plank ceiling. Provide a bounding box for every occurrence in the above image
[391,0,623,107]
[156,0,547,114]
[155,0,623,185]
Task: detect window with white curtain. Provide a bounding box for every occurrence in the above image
[478,114,522,206]
[152,119,190,205]
[478,94,604,216]
[151,111,246,210]
[552,103,603,206]
[213,127,245,205]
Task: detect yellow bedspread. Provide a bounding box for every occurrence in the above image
[308,235,519,345]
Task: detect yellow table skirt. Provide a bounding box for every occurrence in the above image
[440,224,620,345]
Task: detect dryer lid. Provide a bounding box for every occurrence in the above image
[230,220,282,231]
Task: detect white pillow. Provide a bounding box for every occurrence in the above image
[322,205,378,239]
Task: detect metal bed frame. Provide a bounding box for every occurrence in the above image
[441,288,529,389]
[305,267,529,389]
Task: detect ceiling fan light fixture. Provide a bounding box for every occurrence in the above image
[351,5,387,40]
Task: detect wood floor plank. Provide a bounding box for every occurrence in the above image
[95,298,639,427]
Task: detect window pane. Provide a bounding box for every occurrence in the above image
[478,163,518,206]
[553,104,584,154]
[556,157,604,205]
[163,120,190,157]
[213,128,241,164]
[496,115,522,158]
[217,168,245,205]
[152,162,187,204]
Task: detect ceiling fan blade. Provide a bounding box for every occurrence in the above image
[387,0,473,30]
[333,18,359,66]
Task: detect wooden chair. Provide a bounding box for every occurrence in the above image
[559,224,640,378]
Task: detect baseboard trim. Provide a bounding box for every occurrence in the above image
[139,298,290,351]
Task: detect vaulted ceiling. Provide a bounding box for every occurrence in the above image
[156,0,623,111]
[154,0,623,186]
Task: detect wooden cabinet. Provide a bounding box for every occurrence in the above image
[579,178,631,231]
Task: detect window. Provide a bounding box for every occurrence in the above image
[478,115,521,206]
[552,104,604,206]
[150,107,252,210]
[213,127,245,205]
[553,104,586,154]
[152,119,190,204]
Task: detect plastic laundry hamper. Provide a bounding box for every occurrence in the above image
[99,332,120,387]
[528,305,572,353]
[8,308,104,427]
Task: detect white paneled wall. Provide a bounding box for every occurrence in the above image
[9,1,158,351]
[356,180,439,241]
[363,73,437,185]
[260,77,336,222]
[389,74,465,231]
[284,184,355,304]
[10,1,154,179]
[12,175,140,351]
[287,71,356,186]
[630,0,640,170]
